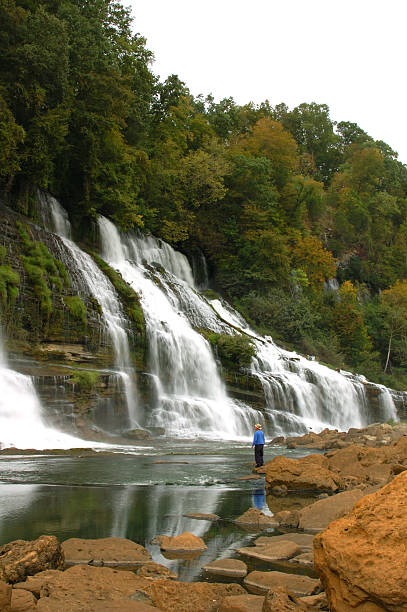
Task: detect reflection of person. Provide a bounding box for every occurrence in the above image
[253,488,265,510]
[252,423,265,467]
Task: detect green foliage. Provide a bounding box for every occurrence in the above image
[64,296,86,324]
[0,265,19,308]
[71,369,99,391]
[208,333,255,368]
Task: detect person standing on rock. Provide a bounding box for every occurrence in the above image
[252,423,265,467]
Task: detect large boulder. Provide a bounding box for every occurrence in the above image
[265,455,343,492]
[10,588,37,611]
[314,470,407,611]
[0,536,63,584]
[62,537,151,567]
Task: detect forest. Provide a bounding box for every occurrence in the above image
[1,0,407,390]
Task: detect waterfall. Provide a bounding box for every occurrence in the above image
[38,192,139,428]
[98,216,262,439]
[0,326,102,449]
[208,299,398,434]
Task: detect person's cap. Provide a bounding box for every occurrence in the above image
[255,423,262,429]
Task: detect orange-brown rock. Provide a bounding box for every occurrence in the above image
[0,579,12,611]
[265,455,343,492]
[262,586,307,611]
[217,594,264,611]
[234,508,279,528]
[136,563,177,580]
[10,588,37,611]
[244,571,320,597]
[314,470,407,611]
[62,537,151,567]
[254,533,314,551]
[0,536,63,584]
[203,559,247,578]
[157,532,207,553]
[297,489,369,531]
[237,541,301,562]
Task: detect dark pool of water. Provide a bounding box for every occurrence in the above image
[0,442,318,582]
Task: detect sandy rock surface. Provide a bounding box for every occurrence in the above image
[265,455,343,492]
[254,533,314,551]
[262,586,308,610]
[203,558,247,577]
[0,579,12,611]
[217,593,264,611]
[10,588,37,611]
[0,536,63,584]
[136,562,177,580]
[244,570,320,596]
[62,537,151,566]
[314,470,407,611]
[297,488,369,531]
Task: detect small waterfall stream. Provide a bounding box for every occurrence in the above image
[38,193,139,427]
[0,326,101,449]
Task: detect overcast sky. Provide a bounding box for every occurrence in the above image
[128,0,406,164]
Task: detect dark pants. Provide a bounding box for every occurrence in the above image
[254,444,264,467]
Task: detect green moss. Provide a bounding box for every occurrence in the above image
[16,222,70,315]
[71,369,99,390]
[0,245,6,264]
[207,332,255,368]
[91,252,145,334]
[64,295,87,324]
[0,265,20,308]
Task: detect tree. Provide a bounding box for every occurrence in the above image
[381,281,407,371]
[292,236,337,290]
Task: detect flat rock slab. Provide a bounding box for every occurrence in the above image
[237,541,301,562]
[287,552,314,566]
[244,570,320,596]
[156,532,207,553]
[255,533,314,551]
[203,559,247,578]
[136,563,177,580]
[61,537,151,566]
[182,513,220,521]
[297,489,367,531]
[234,508,278,529]
[217,594,264,611]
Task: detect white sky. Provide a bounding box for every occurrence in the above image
[127,0,407,164]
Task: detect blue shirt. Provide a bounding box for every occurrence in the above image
[252,430,265,446]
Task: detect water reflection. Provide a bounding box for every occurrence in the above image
[253,488,266,510]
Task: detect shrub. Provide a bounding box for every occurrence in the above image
[208,332,255,368]
[64,296,87,324]
[71,369,99,390]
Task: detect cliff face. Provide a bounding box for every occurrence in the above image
[0,202,148,441]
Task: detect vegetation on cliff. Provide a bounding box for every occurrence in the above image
[1,1,407,387]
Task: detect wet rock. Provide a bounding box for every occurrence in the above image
[62,537,151,567]
[265,455,343,492]
[273,510,299,528]
[156,532,207,553]
[255,533,314,551]
[147,427,165,436]
[182,513,220,521]
[0,536,63,584]
[237,541,301,562]
[271,485,288,496]
[314,470,407,612]
[136,563,177,580]
[269,436,285,446]
[0,579,11,611]
[234,508,278,529]
[287,552,314,567]
[262,586,307,611]
[10,588,37,611]
[124,429,152,440]
[203,559,247,578]
[244,571,320,597]
[218,594,264,611]
[297,488,369,532]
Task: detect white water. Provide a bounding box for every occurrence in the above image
[98,217,262,440]
[38,193,139,427]
[0,326,102,449]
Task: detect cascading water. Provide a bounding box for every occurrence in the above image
[97,216,262,439]
[0,326,101,449]
[208,298,398,434]
[38,192,139,427]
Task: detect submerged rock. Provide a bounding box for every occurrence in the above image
[0,536,63,584]
[314,470,407,611]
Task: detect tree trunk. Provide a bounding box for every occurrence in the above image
[384,330,393,373]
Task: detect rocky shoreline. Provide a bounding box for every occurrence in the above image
[1,423,407,611]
